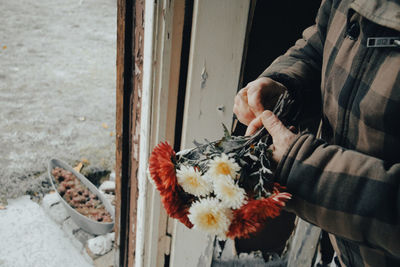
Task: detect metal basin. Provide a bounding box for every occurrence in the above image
[48,158,115,235]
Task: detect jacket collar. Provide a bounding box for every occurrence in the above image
[350,0,400,32]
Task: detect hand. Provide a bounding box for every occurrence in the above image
[233,77,287,126]
[246,110,297,163]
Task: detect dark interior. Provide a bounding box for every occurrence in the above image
[234,0,321,258]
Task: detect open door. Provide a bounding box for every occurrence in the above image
[116,0,320,266]
[169,1,251,266]
[116,0,252,266]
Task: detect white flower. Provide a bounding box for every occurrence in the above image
[214,176,246,209]
[208,153,241,180]
[176,165,212,197]
[188,198,232,237]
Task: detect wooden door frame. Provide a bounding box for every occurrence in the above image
[115,0,251,266]
[115,0,186,266]
[115,0,144,266]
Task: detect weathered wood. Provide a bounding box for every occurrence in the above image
[157,1,186,265]
[127,0,145,266]
[134,0,186,266]
[115,0,145,266]
[287,218,321,267]
[114,0,129,265]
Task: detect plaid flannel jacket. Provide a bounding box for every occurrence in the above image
[261,0,400,266]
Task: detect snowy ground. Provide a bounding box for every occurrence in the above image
[0,196,93,267]
[0,0,116,266]
[0,0,116,200]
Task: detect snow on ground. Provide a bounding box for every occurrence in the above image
[0,196,93,267]
[0,0,116,200]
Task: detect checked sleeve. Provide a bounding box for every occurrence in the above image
[277,133,400,257]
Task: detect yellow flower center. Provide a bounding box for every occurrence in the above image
[187,176,199,188]
[216,162,231,175]
[203,213,217,226]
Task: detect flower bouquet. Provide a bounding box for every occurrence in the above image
[149,91,297,239]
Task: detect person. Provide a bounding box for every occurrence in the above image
[233,0,400,266]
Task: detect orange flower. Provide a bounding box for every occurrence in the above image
[149,142,193,228]
[149,142,176,191]
[227,190,291,239]
[161,189,193,228]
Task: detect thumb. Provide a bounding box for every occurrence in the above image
[245,113,264,136]
[260,110,286,139]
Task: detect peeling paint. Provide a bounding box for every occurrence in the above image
[135,63,141,75]
[200,64,208,89]
[133,122,141,160]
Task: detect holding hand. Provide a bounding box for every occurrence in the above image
[246,110,297,164]
[233,77,287,126]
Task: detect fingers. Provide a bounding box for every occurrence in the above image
[260,110,287,139]
[246,111,297,163]
[247,85,265,117]
[245,110,286,136]
[233,77,287,127]
[245,114,263,136]
[233,88,256,126]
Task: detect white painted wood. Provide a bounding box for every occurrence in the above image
[139,0,186,267]
[170,0,250,266]
[136,0,156,266]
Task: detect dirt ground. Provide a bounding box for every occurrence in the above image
[0,0,117,201]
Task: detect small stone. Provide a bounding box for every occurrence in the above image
[87,232,114,256]
[99,181,115,194]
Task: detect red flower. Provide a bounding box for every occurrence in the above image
[149,142,176,191]
[227,190,291,239]
[162,189,193,228]
[149,142,193,228]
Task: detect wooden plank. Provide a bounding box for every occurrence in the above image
[114,0,130,265]
[155,1,186,266]
[127,0,145,266]
[136,0,157,265]
[115,0,145,266]
[170,1,250,266]
[139,0,186,266]
[287,218,321,267]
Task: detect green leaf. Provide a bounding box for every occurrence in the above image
[222,123,231,138]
